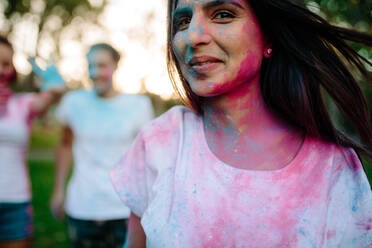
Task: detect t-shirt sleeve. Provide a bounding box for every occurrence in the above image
[326,148,372,247]
[138,96,154,126]
[110,130,152,218]
[55,93,71,125]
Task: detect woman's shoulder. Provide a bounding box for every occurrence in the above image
[142,105,197,135]
[306,137,368,185]
[11,92,36,106]
[307,137,362,170]
[305,138,371,202]
[12,92,35,99]
[136,105,199,152]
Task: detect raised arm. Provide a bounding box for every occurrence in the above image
[124,212,146,248]
[50,125,73,220]
[28,58,66,117]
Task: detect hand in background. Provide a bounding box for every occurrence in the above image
[50,189,65,220]
[28,57,65,91]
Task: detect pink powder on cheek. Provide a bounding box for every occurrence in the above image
[102,68,114,81]
[221,52,261,94]
[1,71,15,85]
[229,14,265,87]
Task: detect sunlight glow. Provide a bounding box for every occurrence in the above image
[7,0,174,99]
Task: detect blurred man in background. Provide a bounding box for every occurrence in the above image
[50,43,154,248]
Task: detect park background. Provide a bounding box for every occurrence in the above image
[0,0,371,247]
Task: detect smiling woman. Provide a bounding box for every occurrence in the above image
[172,0,265,98]
[110,0,372,247]
[0,36,66,248]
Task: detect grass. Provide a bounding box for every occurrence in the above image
[29,159,69,248]
[29,121,60,150]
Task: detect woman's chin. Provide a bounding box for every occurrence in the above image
[189,80,235,98]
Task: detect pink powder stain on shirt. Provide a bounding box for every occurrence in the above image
[188,145,306,245]
[356,218,372,231]
[189,194,235,247]
[148,114,182,147]
[150,127,174,146]
[326,230,336,239]
[110,107,372,247]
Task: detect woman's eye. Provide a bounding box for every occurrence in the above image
[213,11,235,21]
[175,17,191,31]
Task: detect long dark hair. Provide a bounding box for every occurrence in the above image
[0,35,17,84]
[166,0,372,157]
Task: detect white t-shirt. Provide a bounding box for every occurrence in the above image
[0,93,35,202]
[56,89,154,220]
[111,106,372,248]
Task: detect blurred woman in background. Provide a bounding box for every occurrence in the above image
[0,36,65,248]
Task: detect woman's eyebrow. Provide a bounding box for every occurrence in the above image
[173,0,244,17]
[173,7,192,19]
[203,0,244,10]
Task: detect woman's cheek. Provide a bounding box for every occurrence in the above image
[103,68,114,80]
[224,52,261,87]
[2,68,15,85]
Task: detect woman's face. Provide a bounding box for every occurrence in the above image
[0,43,15,86]
[172,0,266,97]
[87,48,117,95]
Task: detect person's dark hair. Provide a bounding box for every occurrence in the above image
[0,35,17,84]
[166,0,372,156]
[88,43,121,64]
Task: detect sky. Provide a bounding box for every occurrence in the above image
[4,0,174,98]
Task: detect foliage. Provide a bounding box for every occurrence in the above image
[304,0,372,60]
[1,0,107,56]
[304,0,372,141]
[305,0,371,27]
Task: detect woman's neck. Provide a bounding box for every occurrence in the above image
[204,79,282,136]
[202,78,304,170]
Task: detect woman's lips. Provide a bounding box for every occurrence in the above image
[188,56,223,74]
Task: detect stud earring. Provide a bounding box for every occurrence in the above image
[264,48,272,58]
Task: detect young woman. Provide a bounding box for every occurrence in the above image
[51,43,154,248]
[111,0,372,247]
[0,36,65,248]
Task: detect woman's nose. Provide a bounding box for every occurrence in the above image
[186,16,211,48]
